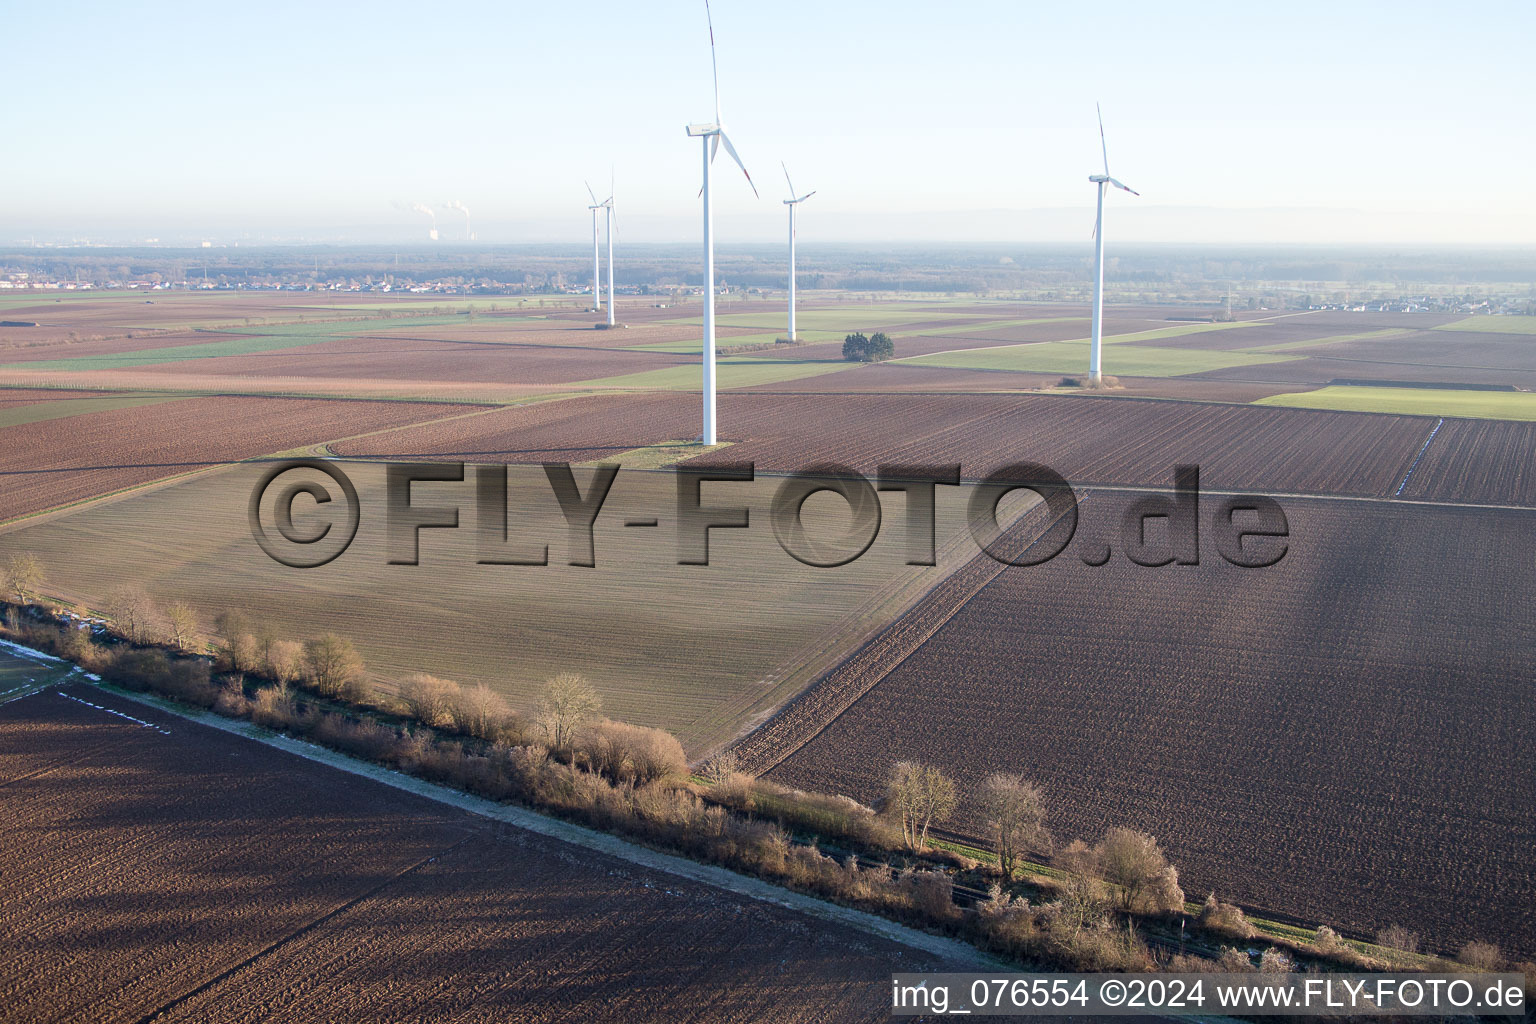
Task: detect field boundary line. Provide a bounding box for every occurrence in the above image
[1393,417,1445,498]
[134,834,479,1024]
[59,679,1001,971]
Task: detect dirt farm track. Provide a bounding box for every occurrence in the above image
[0,683,962,1024]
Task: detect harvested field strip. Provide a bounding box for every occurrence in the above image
[908,316,1085,336]
[1237,328,1411,354]
[767,496,1536,955]
[1434,316,1536,335]
[570,355,856,391]
[1255,385,1536,421]
[895,341,1296,378]
[0,394,185,428]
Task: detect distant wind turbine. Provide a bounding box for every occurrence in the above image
[782,163,815,341]
[585,181,610,315]
[685,0,757,445]
[1088,103,1139,385]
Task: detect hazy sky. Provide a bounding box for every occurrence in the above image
[9,0,1535,245]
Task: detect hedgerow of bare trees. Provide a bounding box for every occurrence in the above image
[886,761,956,851]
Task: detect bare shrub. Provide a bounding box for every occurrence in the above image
[267,640,305,686]
[905,870,957,921]
[1376,924,1419,954]
[251,686,299,731]
[1216,947,1255,972]
[399,673,460,727]
[1098,828,1183,912]
[449,682,507,740]
[1198,893,1254,939]
[1259,948,1292,974]
[1459,941,1503,971]
[576,719,687,786]
[702,749,739,785]
[1312,925,1347,955]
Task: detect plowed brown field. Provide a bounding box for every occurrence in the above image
[0,395,475,522]
[0,684,954,1024]
[765,496,1536,955]
[337,392,1440,501]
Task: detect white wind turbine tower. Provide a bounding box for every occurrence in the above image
[685,0,757,445]
[584,180,614,316]
[1087,103,1139,385]
[781,163,815,342]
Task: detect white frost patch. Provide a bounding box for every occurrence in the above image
[0,638,65,663]
[56,691,171,735]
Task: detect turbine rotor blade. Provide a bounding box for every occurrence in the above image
[798,190,816,202]
[1097,101,1110,177]
[782,161,796,199]
[705,0,721,123]
[585,180,598,204]
[717,131,758,197]
[710,133,720,163]
[1108,177,1140,196]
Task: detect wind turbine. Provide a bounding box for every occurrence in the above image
[585,182,603,313]
[782,163,815,341]
[1088,103,1139,386]
[685,0,757,445]
[585,177,616,325]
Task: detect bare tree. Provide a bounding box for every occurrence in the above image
[977,773,1049,880]
[538,673,600,750]
[3,553,43,605]
[1098,828,1183,913]
[227,633,260,674]
[267,640,305,686]
[165,602,200,651]
[886,761,957,851]
[400,672,460,727]
[303,633,365,700]
[105,585,161,645]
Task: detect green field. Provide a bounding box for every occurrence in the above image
[1255,385,1536,421]
[0,315,478,372]
[896,339,1297,377]
[0,394,187,428]
[1434,316,1536,335]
